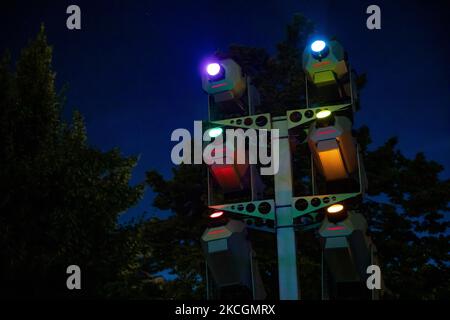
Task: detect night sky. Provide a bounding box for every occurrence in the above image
[1,0,450,222]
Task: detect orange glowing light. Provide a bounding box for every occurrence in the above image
[318,147,348,181]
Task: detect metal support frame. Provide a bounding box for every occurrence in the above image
[250,249,256,299]
[202,49,371,301]
[273,116,299,300]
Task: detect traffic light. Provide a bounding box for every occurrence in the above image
[203,128,251,193]
[307,113,357,182]
[303,38,358,105]
[303,39,348,88]
[319,208,372,284]
[202,58,260,120]
[201,219,266,299]
[202,59,247,103]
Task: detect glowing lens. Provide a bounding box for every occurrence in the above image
[209,211,224,218]
[327,204,344,214]
[208,127,223,138]
[206,63,221,76]
[317,110,332,119]
[311,40,326,53]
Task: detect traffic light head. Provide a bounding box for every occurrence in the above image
[307,114,357,181]
[203,135,250,193]
[202,58,247,103]
[201,219,267,299]
[303,39,348,87]
[319,211,371,283]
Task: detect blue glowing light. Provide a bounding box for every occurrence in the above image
[311,40,326,53]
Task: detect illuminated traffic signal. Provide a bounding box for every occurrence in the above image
[307,114,357,182]
[302,38,361,106]
[303,39,348,88]
[202,58,247,104]
[203,134,251,193]
[202,58,261,121]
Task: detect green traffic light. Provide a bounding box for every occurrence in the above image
[208,127,223,138]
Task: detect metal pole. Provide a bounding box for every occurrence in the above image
[272,116,299,300]
[249,250,256,299]
[321,250,324,300]
[205,261,210,300]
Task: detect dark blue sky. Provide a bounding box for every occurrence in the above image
[2,0,449,222]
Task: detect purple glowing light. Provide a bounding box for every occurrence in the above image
[206,63,221,76]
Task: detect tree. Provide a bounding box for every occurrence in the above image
[0,25,157,298]
[145,14,449,299]
[359,133,450,299]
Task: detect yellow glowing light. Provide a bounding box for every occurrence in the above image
[316,110,331,119]
[327,204,344,214]
[318,147,347,181]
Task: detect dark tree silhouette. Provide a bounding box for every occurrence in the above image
[0,26,159,298]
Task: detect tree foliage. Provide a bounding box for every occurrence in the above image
[0,25,156,298]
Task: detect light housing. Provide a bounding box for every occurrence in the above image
[302,39,348,88]
[318,211,373,287]
[201,58,246,102]
[307,116,357,182]
[201,219,267,299]
[204,141,250,193]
